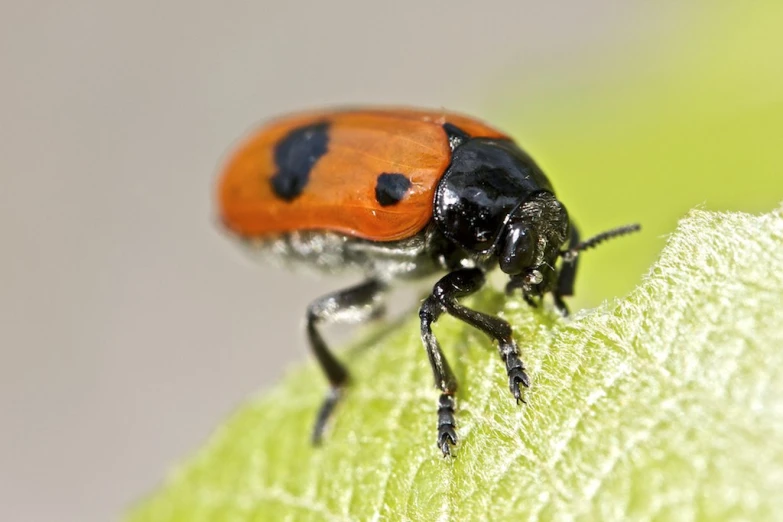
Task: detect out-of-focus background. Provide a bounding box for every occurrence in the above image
[1,2,782,521]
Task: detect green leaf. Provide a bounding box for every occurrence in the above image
[128,203,783,521]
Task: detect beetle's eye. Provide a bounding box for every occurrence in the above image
[499,222,536,275]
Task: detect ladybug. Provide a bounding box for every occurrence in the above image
[217,107,639,456]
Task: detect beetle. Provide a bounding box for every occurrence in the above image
[216,107,639,456]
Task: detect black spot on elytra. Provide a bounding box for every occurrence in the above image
[375,173,412,206]
[270,121,330,201]
[442,123,471,151]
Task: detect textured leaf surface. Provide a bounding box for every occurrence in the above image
[129,204,783,521]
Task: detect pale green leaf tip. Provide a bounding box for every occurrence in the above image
[128,203,783,522]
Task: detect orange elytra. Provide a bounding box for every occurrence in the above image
[217,107,509,241]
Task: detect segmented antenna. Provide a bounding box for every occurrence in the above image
[560,223,641,262]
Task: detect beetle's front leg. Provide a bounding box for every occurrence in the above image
[553,223,581,316]
[419,296,459,457]
[419,268,531,455]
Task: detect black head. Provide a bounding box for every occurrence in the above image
[496,192,570,295]
[433,138,569,293]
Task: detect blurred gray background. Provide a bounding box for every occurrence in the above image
[1,2,685,521]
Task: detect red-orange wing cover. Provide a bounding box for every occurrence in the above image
[217,108,509,241]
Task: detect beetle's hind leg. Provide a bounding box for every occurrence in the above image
[420,267,531,456]
[307,279,387,444]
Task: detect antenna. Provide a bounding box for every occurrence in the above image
[560,223,641,262]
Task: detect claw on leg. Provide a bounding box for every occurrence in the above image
[437,394,457,457]
[501,342,530,403]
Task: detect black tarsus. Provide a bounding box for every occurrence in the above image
[436,394,458,457]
